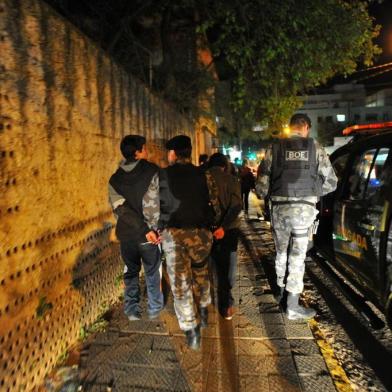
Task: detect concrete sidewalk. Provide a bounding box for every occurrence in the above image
[78,195,336,391]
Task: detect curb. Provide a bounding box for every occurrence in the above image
[309,319,353,392]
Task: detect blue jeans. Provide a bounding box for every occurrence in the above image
[211,229,239,312]
[120,241,163,316]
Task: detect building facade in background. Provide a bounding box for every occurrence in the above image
[296,83,392,145]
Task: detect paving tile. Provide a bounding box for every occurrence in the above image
[289,339,321,356]
[113,367,183,390]
[209,350,239,375]
[284,322,314,339]
[239,375,269,392]
[262,313,285,325]
[262,324,287,339]
[294,355,328,375]
[184,370,209,391]
[174,370,193,392]
[78,210,337,392]
[238,355,267,375]
[237,339,291,357]
[206,371,240,392]
[258,302,281,313]
[257,294,277,304]
[299,374,336,392]
[238,324,269,338]
[268,374,302,392]
[264,355,298,376]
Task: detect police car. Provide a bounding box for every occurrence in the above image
[314,122,392,330]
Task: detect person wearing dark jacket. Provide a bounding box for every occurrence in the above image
[239,159,255,215]
[207,153,242,320]
[109,135,163,321]
[159,135,219,350]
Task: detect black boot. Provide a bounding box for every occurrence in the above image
[273,286,285,304]
[185,325,201,350]
[286,293,316,321]
[200,307,208,328]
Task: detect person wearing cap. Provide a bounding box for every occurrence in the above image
[255,114,337,320]
[109,135,163,321]
[159,135,219,350]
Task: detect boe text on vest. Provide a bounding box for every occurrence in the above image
[285,150,309,161]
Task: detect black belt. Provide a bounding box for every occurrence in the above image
[272,200,316,207]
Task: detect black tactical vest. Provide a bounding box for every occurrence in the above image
[109,159,158,221]
[161,163,214,228]
[270,137,320,197]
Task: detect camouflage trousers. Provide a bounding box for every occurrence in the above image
[271,203,318,294]
[161,228,213,331]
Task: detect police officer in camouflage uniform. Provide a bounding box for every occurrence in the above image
[256,114,338,320]
[159,135,218,350]
[109,135,163,321]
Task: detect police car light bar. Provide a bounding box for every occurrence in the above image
[343,121,392,136]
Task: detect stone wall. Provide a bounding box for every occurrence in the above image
[0,0,194,390]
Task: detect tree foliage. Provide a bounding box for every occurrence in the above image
[46,0,380,136]
[199,0,381,132]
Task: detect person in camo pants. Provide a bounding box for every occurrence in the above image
[256,114,337,320]
[161,228,213,328]
[159,135,219,350]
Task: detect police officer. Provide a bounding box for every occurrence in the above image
[256,114,338,320]
[159,135,218,350]
[109,135,163,321]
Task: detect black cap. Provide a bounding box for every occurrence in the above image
[166,135,192,150]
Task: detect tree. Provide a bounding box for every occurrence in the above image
[46,0,380,136]
[200,0,381,133]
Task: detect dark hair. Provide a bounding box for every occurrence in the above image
[175,148,192,159]
[208,153,228,169]
[120,135,146,161]
[199,154,209,165]
[289,113,311,128]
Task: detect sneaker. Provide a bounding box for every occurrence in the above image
[286,293,316,321]
[185,325,201,351]
[222,306,234,320]
[200,307,208,328]
[147,310,161,320]
[127,312,141,321]
[273,286,285,304]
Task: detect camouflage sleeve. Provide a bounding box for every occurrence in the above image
[316,142,338,195]
[255,148,272,198]
[205,170,221,225]
[108,183,125,213]
[142,173,160,230]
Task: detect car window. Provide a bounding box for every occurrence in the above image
[365,148,390,200]
[332,153,349,181]
[347,149,377,200]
